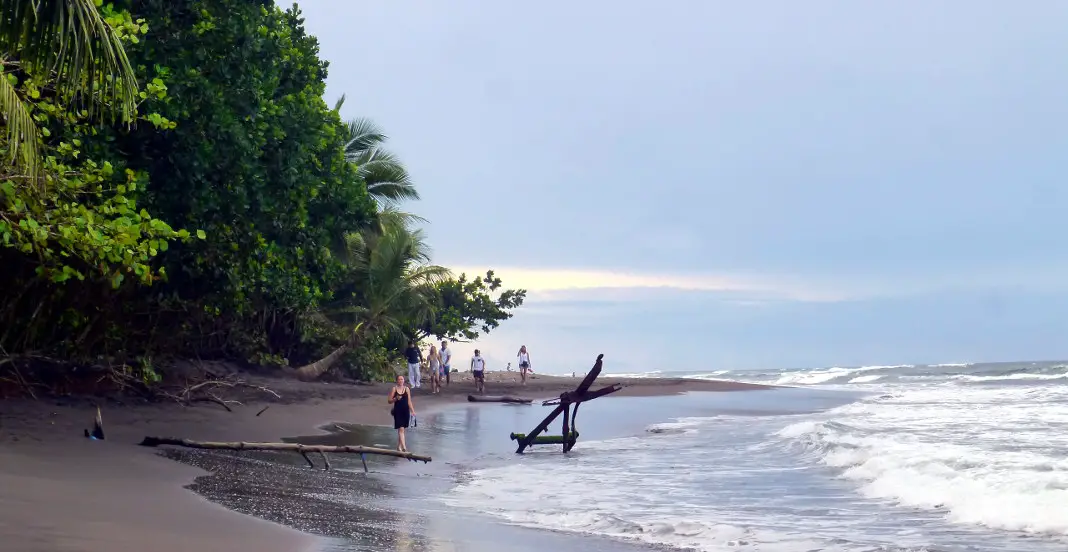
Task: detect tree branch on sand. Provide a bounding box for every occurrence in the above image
[139,436,431,471]
[159,378,281,412]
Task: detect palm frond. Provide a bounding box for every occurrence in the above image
[362,163,419,205]
[0,0,139,121]
[341,117,386,161]
[0,67,40,180]
[376,206,426,233]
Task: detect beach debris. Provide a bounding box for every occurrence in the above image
[138,436,431,472]
[160,378,281,412]
[256,405,271,416]
[467,394,533,404]
[509,431,579,445]
[513,354,624,454]
[83,406,105,440]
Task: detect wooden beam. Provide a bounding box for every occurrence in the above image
[565,403,580,453]
[561,401,571,453]
[138,436,432,463]
[544,383,624,406]
[573,354,604,396]
[468,395,533,404]
[510,432,578,444]
[516,404,565,454]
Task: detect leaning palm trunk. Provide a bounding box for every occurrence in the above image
[295,343,349,381]
[294,322,365,381]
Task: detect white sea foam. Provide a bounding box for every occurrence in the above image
[645,417,709,435]
[777,384,1068,535]
[952,369,1068,383]
[773,364,910,385]
[441,362,1068,552]
[441,428,880,552]
[608,370,664,378]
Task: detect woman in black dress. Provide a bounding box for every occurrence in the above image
[388,375,415,452]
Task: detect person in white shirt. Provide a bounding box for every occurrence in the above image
[470,349,486,394]
[440,341,452,386]
[517,345,532,385]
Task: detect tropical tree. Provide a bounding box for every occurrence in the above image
[334,94,419,208]
[0,0,140,179]
[295,223,451,380]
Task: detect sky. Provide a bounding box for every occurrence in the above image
[298,1,1068,374]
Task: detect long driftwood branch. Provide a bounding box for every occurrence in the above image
[139,436,432,464]
[467,394,533,404]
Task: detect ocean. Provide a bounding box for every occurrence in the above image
[430,361,1068,552]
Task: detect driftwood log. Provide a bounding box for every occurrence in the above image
[510,431,579,445]
[139,436,431,472]
[513,354,624,454]
[468,394,533,404]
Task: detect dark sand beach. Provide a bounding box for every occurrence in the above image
[0,370,768,552]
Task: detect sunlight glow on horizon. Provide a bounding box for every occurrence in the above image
[446,265,849,302]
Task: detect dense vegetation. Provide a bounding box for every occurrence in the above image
[0,0,525,388]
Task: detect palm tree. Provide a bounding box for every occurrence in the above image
[0,0,139,180]
[333,94,420,208]
[295,223,451,380]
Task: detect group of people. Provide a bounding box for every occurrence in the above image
[402,339,453,393]
[388,342,535,451]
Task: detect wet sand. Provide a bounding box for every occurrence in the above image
[0,370,768,552]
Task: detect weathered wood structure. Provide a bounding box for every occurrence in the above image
[513,354,622,453]
[468,394,533,404]
[139,436,431,472]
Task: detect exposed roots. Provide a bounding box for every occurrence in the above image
[160,378,281,412]
[0,353,280,411]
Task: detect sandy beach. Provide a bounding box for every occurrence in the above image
[0,369,767,552]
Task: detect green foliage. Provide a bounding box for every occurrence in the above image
[0,0,526,384]
[118,0,375,323]
[416,270,527,342]
[0,0,143,178]
[333,99,419,208]
[0,6,188,282]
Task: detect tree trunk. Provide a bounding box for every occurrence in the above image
[295,343,349,381]
[467,395,533,404]
[139,436,431,463]
[293,321,368,381]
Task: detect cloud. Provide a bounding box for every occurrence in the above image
[447,265,848,302]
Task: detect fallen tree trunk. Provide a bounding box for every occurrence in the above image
[510,431,578,445]
[138,436,432,465]
[468,394,533,404]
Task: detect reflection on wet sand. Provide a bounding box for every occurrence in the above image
[163,404,659,552]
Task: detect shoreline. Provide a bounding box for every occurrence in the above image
[0,371,770,552]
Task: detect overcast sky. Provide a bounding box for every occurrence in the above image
[299,1,1068,374]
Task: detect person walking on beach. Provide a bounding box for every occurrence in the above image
[517,345,532,385]
[471,349,486,394]
[440,340,452,386]
[427,344,442,394]
[388,375,415,452]
[405,340,423,388]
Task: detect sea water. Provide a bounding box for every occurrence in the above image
[436,362,1068,552]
